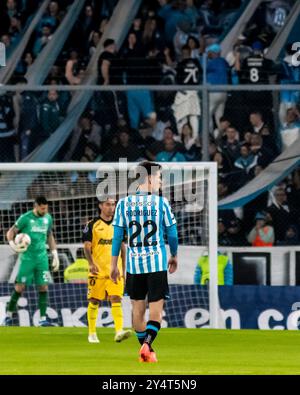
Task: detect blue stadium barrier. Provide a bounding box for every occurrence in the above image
[1,284,300,330]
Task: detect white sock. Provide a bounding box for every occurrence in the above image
[6,311,13,318]
[40,316,46,321]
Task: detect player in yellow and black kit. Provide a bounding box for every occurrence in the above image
[82,198,132,343]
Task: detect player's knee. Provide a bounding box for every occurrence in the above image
[38,285,48,292]
[110,295,121,304]
[89,298,100,305]
[132,308,145,322]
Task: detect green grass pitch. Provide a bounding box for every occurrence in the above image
[1,327,300,375]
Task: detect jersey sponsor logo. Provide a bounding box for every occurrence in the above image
[126,201,154,207]
[98,238,112,245]
[130,250,160,258]
[30,225,48,233]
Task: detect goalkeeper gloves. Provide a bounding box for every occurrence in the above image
[51,249,60,272]
[9,240,27,253]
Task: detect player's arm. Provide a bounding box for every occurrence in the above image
[121,241,126,279]
[163,198,178,274]
[48,231,60,272]
[83,241,99,275]
[82,221,98,275]
[111,199,126,284]
[6,225,26,253]
[101,59,110,85]
[111,226,123,284]
[166,224,178,274]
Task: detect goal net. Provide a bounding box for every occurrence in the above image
[0,162,220,328]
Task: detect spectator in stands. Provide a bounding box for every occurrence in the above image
[65,49,82,85]
[64,113,101,161]
[142,16,164,52]
[267,187,295,244]
[213,151,231,179]
[176,44,202,85]
[134,121,157,158]
[187,35,201,61]
[39,90,62,142]
[97,38,122,129]
[249,111,270,137]
[247,211,275,247]
[218,181,246,246]
[1,34,12,52]
[15,52,34,75]
[13,80,40,160]
[194,249,233,285]
[158,0,194,45]
[40,1,62,31]
[8,12,22,44]
[33,23,53,57]
[146,126,184,161]
[279,43,300,124]
[218,126,241,169]
[249,110,279,156]
[98,38,120,85]
[101,128,143,162]
[6,0,18,19]
[237,41,275,117]
[279,108,300,151]
[180,123,201,161]
[277,225,300,246]
[156,138,186,162]
[124,33,156,130]
[205,43,229,132]
[64,249,89,284]
[146,113,171,142]
[47,77,71,115]
[172,45,201,139]
[79,4,97,42]
[88,30,101,57]
[249,133,274,168]
[234,144,257,176]
[285,169,300,222]
[0,92,16,162]
[173,19,192,60]
[213,115,231,143]
[197,0,219,33]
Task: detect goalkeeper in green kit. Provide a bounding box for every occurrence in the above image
[2,196,60,327]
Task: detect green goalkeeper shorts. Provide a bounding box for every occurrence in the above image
[16,254,50,286]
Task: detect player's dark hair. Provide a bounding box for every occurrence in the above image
[137,161,162,184]
[35,196,48,206]
[103,38,115,48]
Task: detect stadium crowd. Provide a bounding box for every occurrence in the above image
[0,0,299,247]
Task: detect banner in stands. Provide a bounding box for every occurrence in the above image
[1,284,300,330]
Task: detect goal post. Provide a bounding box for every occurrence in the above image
[0,161,220,328]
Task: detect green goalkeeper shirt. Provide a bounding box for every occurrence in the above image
[15,210,53,258]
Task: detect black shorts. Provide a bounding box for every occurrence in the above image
[125,271,169,303]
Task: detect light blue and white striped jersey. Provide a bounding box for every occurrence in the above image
[112,192,177,274]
